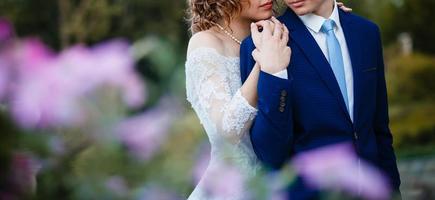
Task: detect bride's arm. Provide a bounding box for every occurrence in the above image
[186,51,258,144]
[240,63,260,107]
[186,33,260,144]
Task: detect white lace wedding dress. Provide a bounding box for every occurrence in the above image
[185,47,260,200]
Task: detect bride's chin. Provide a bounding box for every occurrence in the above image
[252,13,274,21]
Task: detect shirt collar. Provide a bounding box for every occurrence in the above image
[298,1,341,33]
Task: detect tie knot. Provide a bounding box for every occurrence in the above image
[321,19,336,33]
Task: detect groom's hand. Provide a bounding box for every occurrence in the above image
[251,17,291,75]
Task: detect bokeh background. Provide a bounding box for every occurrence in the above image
[0,0,434,199]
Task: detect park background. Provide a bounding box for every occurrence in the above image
[0,0,434,199]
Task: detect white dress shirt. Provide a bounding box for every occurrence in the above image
[273,1,354,121]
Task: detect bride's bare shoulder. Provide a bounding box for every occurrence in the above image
[187,30,225,55]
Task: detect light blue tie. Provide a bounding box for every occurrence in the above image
[321,19,349,112]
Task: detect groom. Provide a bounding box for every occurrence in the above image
[240,0,401,199]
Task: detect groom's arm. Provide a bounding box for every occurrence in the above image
[240,36,294,170]
[372,26,401,190]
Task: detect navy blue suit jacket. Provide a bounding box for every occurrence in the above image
[240,9,401,198]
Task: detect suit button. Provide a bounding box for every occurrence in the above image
[280,102,286,107]
[279,107,285,113]
[280,96,286,102]
[354,132,358,140]
[281,90,287,97]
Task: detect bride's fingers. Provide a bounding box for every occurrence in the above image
[344,6,352,12]
[341,6,352,12]
[282,24,289,45]
[271,17,283,39]
[337,2,352,12]
[251,48,261,62]
[269,20,276,33]
[251,23,262,47]
[255,20,273,39]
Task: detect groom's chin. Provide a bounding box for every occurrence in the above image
[290,7,312,16]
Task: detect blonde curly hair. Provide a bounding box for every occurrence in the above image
[186,0,244,34]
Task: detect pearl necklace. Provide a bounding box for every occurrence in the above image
[215,23,242,45]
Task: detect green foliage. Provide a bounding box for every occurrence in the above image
[387,54,435,103]
[394,0,435,54]
[1,0,435,198]
[0,0,60,47]
[386,53,435,148]
[0,114,21,188]
[343,0,435,54]
[0,0,189,50]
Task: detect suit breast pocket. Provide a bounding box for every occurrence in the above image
[359,66,378,92]
[362,67,377,72]
[361,67,377,79]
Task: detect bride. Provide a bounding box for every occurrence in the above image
[185,0,350,199]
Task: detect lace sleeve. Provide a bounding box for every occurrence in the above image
[185,48,258,144]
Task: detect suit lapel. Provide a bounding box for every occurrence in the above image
[340,10,363,126]
[280,10,352,123]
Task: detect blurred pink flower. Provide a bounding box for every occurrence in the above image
[202,162,247,199]
[192,143,210,185]
[269,191,288,200]
[117,97,179,161]
[12,38,55,75]
[1,38,146,128]
[55,40,146,103]
[0,18,14,99]
[0,59,9,100]
[105,176,129,196]
[9,152,41,194]
[120,73,147,108]
[262,172,290,200]
[192,143,248,198]
[0,18,13,43]
[292,143,392,200]
[11,69,84,128]
[8,39,80,128]
[1,38,52,102]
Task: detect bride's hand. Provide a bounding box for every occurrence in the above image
[251,17,291,75]
[337,2,352,12]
